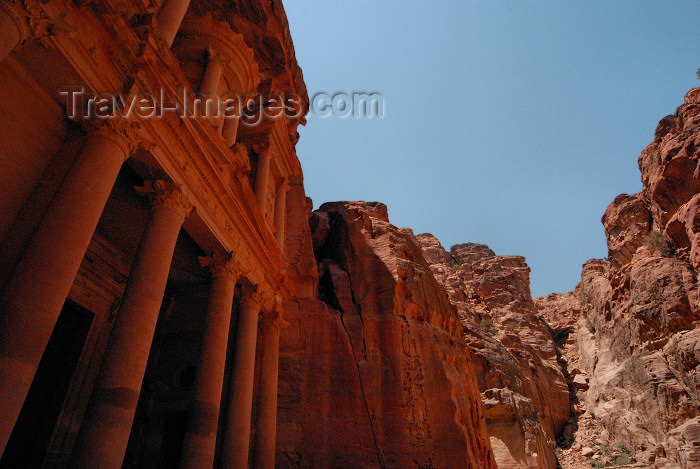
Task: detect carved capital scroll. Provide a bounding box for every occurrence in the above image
[259,309,286,331]
[136,180,193,218]
[86,118,146,158]
[1,0,31,43]
[200,251,244,281]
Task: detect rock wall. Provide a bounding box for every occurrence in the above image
[417,237,570,469]
[277,200,497,468]
[537,87,700,468]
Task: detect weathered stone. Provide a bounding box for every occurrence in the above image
[416,235,570,469]
[581,447,595,457]
[278,202,497,468]
[537,87,700,469]
[572,375,589,390]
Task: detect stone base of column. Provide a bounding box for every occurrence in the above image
[253,309,283,469]
[221,288,264,469]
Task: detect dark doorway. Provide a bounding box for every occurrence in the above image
[0,301,93,469]
[161,411,189,468]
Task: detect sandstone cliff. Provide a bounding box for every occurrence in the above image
[536,87,700,469]
[277,199,497,468]
[416,237,571,469]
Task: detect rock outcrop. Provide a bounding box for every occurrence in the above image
[277,201,497,468]
[416,237,570,469]
[536,87,700,468]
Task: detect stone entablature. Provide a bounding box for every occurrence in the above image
[3,0,305,299]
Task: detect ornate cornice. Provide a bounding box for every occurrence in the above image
[136,180,193,218]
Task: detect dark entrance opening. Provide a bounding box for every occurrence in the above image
[0,301,93,469]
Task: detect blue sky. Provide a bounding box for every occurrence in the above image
[284,1,700,297]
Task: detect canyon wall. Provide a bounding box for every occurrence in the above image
[277,200,497,468]
[277,190,577,468]
[417,237,570,469]
[537,87,700,468]
[280,87,700,468]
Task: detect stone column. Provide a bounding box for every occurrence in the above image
[0,125,131,454]
[274,179,288,249]
[157,0,191,47]
[179,253,241,469]
[70,181,192,469]
[255,148,271,217]
[221,288,265,469]
[222,116,240,147]
[253,306,284,469]
[199,51,223,121]
[199,52,223,95]
[0,1,29,62]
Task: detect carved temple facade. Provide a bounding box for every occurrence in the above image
[0,0,309,467]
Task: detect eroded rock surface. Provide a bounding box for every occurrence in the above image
[536,87,700,469]
[416,236,570,469]
[278,201,497,468]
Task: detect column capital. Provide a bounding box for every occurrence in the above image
[200,251,243,281]
[252,140,271,156]
[85,119,145,158]
[239,285,270,309]
[277,177,290,192]
[2,0,79,45]
[206,45,233,67]
[136,180,193,218]
[259,309,287,331]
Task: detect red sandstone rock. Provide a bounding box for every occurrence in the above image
[278,201,497,468]
[535,291,582,332]
[602,194,651,270]
[416,235,570,469]
[537,87,700,469]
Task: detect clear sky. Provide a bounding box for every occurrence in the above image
[283,1,700,297]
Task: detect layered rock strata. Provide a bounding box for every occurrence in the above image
[277,201,497,468]
[417,237,570,469]
[537,87,700,468]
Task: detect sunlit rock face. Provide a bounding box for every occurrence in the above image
[416,236,570,469]
[537,87,700,469]
[278,201,497,468]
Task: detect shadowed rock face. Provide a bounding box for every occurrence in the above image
[536,87,700,468]
[278,201,497,468]
[416,236,570,469]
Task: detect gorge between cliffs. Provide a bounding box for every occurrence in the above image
[0,2,696,467]
[281,87,700,469]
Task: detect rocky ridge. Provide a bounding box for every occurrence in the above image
[536,87,700,469]
[417,237,571,469]
[277,86,700,468]
[277,200,497,468]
